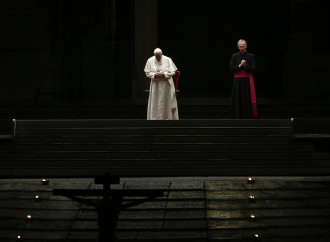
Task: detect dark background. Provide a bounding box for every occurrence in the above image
[158,0,291,98]
[1,0,329,105]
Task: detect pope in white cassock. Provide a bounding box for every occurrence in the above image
[144,48,179,120]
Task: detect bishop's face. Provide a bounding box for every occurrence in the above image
[238,43,247,54]
[155,52,162,61]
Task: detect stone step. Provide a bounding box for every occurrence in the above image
[2,103,330,119]
[2,164,330,178]
[1,150,327,160]
[14,135,293,143]
[15,127,292,136]
[293,118,330,134]
[208,227,330,241]
[2,119,329,178]
[0,143,314,152]
[16,119,292,128]
[1,178,330,241]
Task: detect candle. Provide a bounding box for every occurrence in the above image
[41,179,49,185]
[250,214,256,221]
[249,195,256,203]
[26,214,32,219]
[247,177,255,184]
[34,195,41,202]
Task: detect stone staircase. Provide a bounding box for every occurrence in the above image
[1,119,329,178]
[1,119,330,241]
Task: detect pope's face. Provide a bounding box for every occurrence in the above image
[238,43,247,54]
[154,52,162,61]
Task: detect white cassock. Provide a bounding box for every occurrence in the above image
[144,55,179,120]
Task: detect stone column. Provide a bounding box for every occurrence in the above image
[132,1,158,99]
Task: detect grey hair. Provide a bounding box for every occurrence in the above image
[237,39,247,46]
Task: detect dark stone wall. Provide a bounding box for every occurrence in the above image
[0,0,117,102]
[158,0,291,98]
[157,0,330,99]
[0,0,329,104]
[283,0,330,98]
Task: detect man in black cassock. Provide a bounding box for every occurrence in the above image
[229,39,258,119]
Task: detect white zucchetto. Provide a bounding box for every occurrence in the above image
[154,48,162,54]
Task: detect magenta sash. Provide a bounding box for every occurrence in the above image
[234,70,258,116]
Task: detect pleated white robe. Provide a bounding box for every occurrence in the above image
[144,55,179,120]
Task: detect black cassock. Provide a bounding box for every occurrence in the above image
[229,51,257,119]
